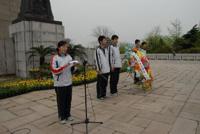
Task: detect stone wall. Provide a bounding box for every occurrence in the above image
[0,0,21,39]
[9,21,65,78]
[0,0,21,75]
[0,39,15,75]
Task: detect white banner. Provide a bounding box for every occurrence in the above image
[131,52,151,80]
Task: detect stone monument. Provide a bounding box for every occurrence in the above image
[9,0,65,78]
[13,0,59,24]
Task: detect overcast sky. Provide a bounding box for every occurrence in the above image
[50,0,200,47]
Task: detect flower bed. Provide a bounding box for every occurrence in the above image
[0,70,97,99]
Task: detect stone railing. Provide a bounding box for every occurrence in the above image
[146,54,200,61]
[85,49,200,65]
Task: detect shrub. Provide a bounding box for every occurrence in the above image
[0,70,97,99]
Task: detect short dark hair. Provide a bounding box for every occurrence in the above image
[111,35,119,40]
[56,40,67,52]
[141,41,147,46]
[135,39,140,44]
[98,35,106,44]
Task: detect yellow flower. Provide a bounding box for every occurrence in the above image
[0,70,97,90]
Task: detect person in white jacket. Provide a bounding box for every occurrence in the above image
[110,35,122,95]
[94,35,110,99]
[50,40,77,124]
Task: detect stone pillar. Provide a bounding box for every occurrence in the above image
[9,21,64,78]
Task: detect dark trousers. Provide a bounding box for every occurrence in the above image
[55,85,72,120]
[134,72,140,84]
[110,68,121,94]
[96,73,109,98]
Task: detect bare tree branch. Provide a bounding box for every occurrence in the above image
[168,19,182,40]
[92,26,114,38]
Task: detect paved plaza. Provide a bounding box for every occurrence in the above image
[0,60,200,134]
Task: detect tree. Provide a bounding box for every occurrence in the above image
[27,45,54,66]
[63,38,87,60]
[183,24,199,42]
[146,35,172,53]
[119,42,129,54]
[198,21,200,30]
[173,24,200,53]
[92,26,114,38]
[168,19,182,40]
[145,26,172,53]
[68,44,87,60]
[148,26,162,37]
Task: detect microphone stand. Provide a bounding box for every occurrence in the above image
[71,60,103,134]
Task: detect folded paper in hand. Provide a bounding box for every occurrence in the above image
[69,60,79,64]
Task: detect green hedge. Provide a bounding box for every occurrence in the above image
[0,78,97,99]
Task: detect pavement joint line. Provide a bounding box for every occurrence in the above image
[168,78,200,133]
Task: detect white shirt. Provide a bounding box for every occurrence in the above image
[50,54,73,87]
[111,45,122,68]
[94,47,110,74]
[140,49,147,56]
